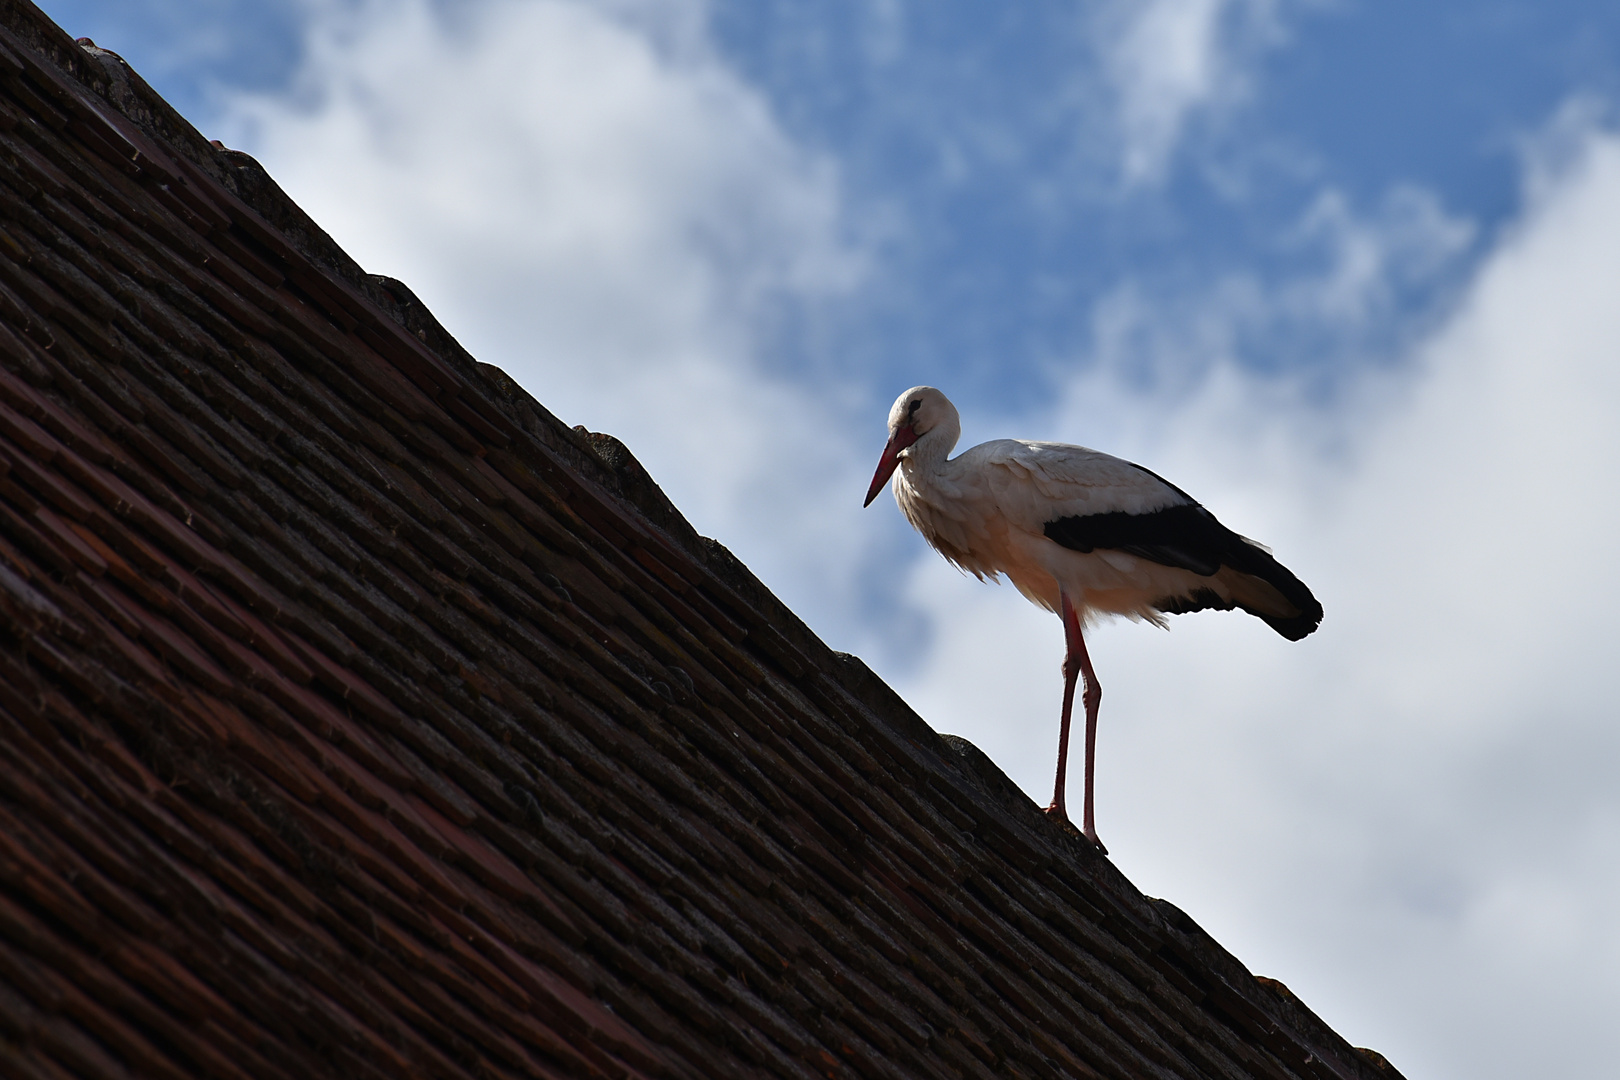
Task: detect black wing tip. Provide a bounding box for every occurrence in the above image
[1261,600,1324,641]
[1153,580,1324,641]
[1220,537,1324,640]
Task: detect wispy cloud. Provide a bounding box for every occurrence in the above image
[1085,0,1288,188]
[1060,181,1474,423]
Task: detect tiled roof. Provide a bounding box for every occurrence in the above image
[0,3,1406,1078]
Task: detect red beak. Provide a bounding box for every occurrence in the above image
[863,425,919,507]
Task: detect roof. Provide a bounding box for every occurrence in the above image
[0,3,1407,1078]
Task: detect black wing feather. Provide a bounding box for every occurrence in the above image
[1042,502,1323,640]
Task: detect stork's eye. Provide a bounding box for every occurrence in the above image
[908,399,921,415]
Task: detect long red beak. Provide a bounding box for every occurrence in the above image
[863,425,919,507]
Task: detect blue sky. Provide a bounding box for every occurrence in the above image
[34,3,1620,1078]
[55,1,1620,401]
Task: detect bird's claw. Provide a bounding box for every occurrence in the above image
[1047,804,1108,853]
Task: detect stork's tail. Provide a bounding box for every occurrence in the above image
[1143,532,1323,640]
[1216,536,1323,640]
[1044,501,1324,639]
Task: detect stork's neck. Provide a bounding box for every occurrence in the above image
[899,413,960,484]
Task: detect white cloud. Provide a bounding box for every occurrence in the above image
[1284,183,1476,328]
[1067,182,1474,422]
[1087,0,1286,187]
[891,120,1620,1080]
[220,0,877,630]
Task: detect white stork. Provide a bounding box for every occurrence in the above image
[864,386,1322,852]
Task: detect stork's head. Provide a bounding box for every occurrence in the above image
[863,386,960,507]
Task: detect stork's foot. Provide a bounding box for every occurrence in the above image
[1045,803,1108,853]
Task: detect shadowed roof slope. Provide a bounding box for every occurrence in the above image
[0,4,1405,1078]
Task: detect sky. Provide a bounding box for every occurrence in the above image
[34,1,1620,1077]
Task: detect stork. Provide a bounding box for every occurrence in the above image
[864,387,1322,853]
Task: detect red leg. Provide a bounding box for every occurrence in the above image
[1046,617,1078,823]
[1045,591,1105,853]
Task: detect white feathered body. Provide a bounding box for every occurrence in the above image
[896,439,1186,621]
[876,386,1320,640]
[894,435,1322,641]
